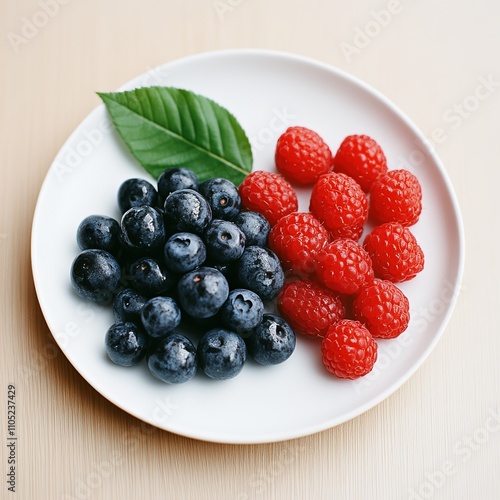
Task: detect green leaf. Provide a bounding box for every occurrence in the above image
[97,87,253,185]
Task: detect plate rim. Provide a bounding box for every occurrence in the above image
[31,48,465,444]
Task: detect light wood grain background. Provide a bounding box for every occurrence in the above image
[1,0,499,499]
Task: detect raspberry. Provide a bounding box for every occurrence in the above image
[268,212,330,277]
[370,169,422,226]
[363,222,424,282]
[277,279,345,338]
[239,170,298,226]
[316,238,374,295]
[275,126,333,184]
[321,320,377,379]
[353,279,410,339]
[310,172,368,240]
[333,134,388,192]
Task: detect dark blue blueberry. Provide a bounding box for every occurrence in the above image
[148,333,197,384]
[219,289,264,334]
[197,328,247,380]
[235,246,284,301]
[204,220,246,264]
[76,215,120,255]
[177,267,229,319]
[127,257,174,297]
[233,211,271,247]
[113,288,147,323]
[157,167,198,205]
[118,178,158,213]
[141,296,181,338]
[120,206,166,254]
[247,314,296,365]
[163,189,212,235]
[163,232,206,274]
[105,321,148,366]
[71,249,121,304]
[198,178,241,220]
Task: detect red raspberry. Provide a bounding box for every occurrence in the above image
[275,126,333,184]
[363,222,424,282]
[316,238,374,295]
[310,172,368,240]
[239,170,298,226]
[321,320,377,379]
[268,212,330,277]
[277,279,345,338]
[353,279,410,339]
[333,134,388,192]
[370,169,422,226]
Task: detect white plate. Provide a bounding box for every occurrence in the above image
[31,50,464,444]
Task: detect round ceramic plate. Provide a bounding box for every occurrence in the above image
[31,50,464,444]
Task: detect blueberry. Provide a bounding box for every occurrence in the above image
[204,220,246,264]
[113,288,147,323]
[157,167,198,205]
[127,257,174,296]
[76,215,120,254]
[163,232,206,274]
[105,321,148,366]
[247,314,296,365]
[235,246,284,301]
[71,249,121,304]
[233,211,270,247]
[177,267,229,318]
[219,289,264,334]
[141,296,181,338]
[163,189,212,235]
[120,206,166,254]
[199,178,241,220]
[118,178,158,213]
[197,328,247,380]
[148,333,197,384]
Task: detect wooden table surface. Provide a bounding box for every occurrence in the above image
[1,1,499,498]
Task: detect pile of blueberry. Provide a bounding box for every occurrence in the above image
[70,168,296,383]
